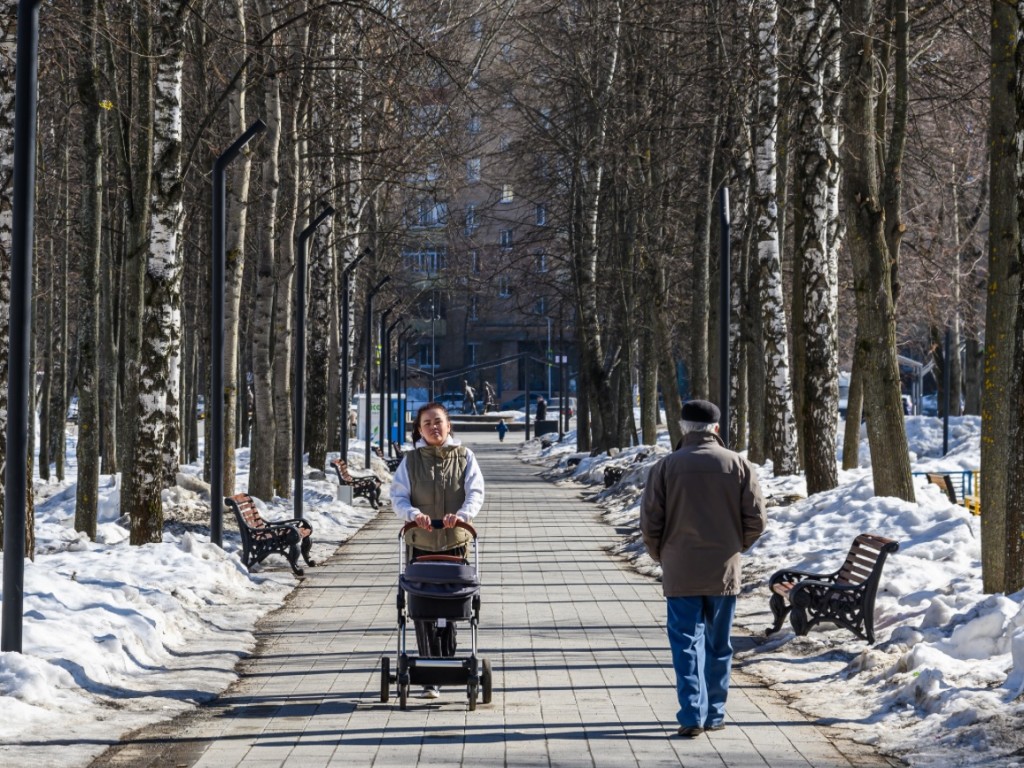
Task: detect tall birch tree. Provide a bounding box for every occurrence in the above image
[753,0,798,475]
[794,1,839,493]
[127,0,186,544]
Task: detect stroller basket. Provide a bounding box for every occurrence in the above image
[400,561,479,621]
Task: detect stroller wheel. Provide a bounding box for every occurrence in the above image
[380,657,390,703]
[481,658,493,704]
[467,682,478,711]
[399,681,409,710]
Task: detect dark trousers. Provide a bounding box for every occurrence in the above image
[414,620,458,657]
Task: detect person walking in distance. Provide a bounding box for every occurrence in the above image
[639,400,767,738]
[496,418,508,442]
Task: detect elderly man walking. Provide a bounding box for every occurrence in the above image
[640,399,767,738]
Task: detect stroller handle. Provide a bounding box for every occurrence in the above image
[400,519,478,539]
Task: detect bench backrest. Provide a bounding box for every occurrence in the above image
[925,473,957,504]
[226,493,265,530]
[332,458,353,481]
[836,533,900,586]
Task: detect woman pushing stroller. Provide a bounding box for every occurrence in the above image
[390,402,485,698]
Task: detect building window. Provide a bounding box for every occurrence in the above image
[498,276,511,298]
[502,89,515,108]
[498,135,510,152]
[468,342,480,366]
[468,296,479,320]
[468,114,481,134]
[414,201,447,228]
[465,204,477,235]
[536,203,547,226]
[535,297,547,315]
[536,250,548,273]
[470,18,484,40]
[471,250,481,273]
[500,184,514,204]
[467,158,481,183]
[499,229,513,249]
[501,41,513,61]
[404,246,447,273]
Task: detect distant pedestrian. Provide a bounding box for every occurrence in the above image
[535,396,547,421]
[496,418,508,442]
[639,399,767,739]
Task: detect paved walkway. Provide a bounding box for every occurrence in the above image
[91,433,895,767]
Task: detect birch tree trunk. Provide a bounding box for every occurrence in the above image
[0,3,14,540]
[273,19,311,496]
[128,0,186,544]
[569,1,622,451]
[74,0,104,539]
[795,1,839,494]
[221,0,252,497]
[306,43,337,469]
[115,1,154,524]
[753,0,798,476]
[248,0,282,500]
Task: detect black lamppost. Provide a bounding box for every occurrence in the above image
[210,120,266,548]
[3,0,43,654]
[364,276,390,468]
[378,302,398,455]
[429,292,438,401]
[399,328,415,444]
[293,205,335,519]
[385,319,403,455]
[339,248,369,464]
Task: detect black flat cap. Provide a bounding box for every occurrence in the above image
[681,399,720,424]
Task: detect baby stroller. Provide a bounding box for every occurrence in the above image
[380,519,493,710]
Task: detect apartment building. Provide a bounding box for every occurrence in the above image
[395,7,572,404]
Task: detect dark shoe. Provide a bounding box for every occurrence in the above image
[705,723,726,732]
[677,726,703,739]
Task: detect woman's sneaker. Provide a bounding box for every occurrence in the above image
[419,686,440,699]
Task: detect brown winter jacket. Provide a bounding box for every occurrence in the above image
[640,431,767,597]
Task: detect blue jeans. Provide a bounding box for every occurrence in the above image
[666,595,736,728]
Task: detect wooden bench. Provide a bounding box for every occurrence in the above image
[225,493,315,576]
[330,458,382,509]
[372,444,404,473]
[766,533,899,644]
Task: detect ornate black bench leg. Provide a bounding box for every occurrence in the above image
[767,592,790,636]
[789,606,811,636]
[300,533,316,567]
[286,539,304,576]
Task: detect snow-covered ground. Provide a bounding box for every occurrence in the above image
[2,414,1020,767]
[0,437,383,768]
[523,415,1024,767]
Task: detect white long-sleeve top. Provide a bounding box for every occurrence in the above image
[390,436,485,523]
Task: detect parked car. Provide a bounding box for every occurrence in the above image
[499,393,557,413]
[434,391,466,415]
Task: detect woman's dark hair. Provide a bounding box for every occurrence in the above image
[412,402,450,443]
